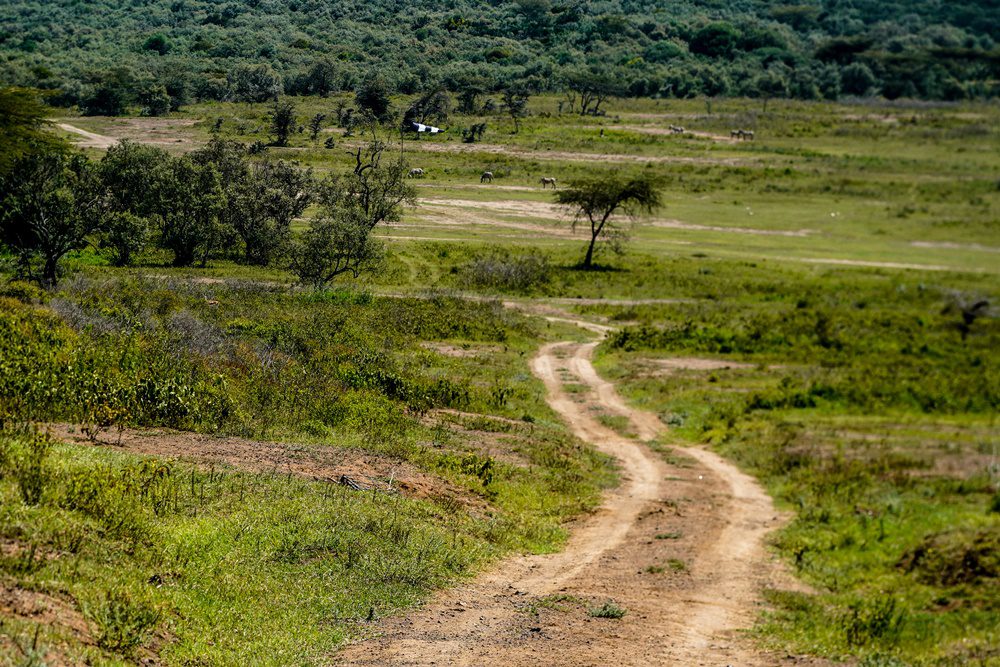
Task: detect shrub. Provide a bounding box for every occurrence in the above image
[898,528,1000,586]
[8,426,52,505]
[0,280,47,304]
[86,587,161,655]
[462,250,551,292]
[840,596,906,647]
[588,601,627,618]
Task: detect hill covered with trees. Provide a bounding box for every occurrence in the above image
[1,0,998,112]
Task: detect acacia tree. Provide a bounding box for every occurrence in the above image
[227,63,282,104]
[308,112,326,142]
[402,87,451,128]
[563,67,625,116]
[555,173,662,269]
[97,140,172,265]
[0,151,106,286]
[0,87,66,177]
[355,72,393,121]
[500,86,530,134]
[290,211,383,287]
[232,160,313,265]
[190,139,313,266]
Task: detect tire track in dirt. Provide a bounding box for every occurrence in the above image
[56,123,117,149]
[336,319,788,666]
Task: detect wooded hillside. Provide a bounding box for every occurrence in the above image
[1,0,997,110]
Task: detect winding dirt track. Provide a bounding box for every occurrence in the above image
[337,324,787,666]
[56,123,117,149]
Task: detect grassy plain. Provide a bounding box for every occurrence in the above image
[4,94,998,665]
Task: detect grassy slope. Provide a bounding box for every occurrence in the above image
[3,95,999,664]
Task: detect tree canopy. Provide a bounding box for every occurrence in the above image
[1,0,997,106]
[555,173,662,269]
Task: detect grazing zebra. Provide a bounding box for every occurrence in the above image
[668,124,685,134]
[743,129,755,140]
[407,168,425,178]
[731,129,744,140]
[539,177,557,189]
[480,171,494,183]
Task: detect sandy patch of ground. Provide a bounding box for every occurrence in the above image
[56,123,117,149]
[654,357,755,372]
[0,581,93,665]
[416,197,820,241]
[910,241,1000,253]
[799,257,957,271]
[48,424,479,508]
[593,124,740,143]
[652,218,817,237]
[419,341,503,358]
[56,119,200,151]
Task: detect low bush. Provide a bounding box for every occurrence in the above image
[898,528,1000,587]
[462,250,551,293]
[588,601,627,618]
[86,587,162,655]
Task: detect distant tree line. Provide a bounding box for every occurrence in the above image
[0,89,413,288]
[1,0,997,109]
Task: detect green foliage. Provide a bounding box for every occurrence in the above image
[588,601,627,618]
[100,211,149,267]
[3,426,52,505]
[227,62,282,104]
[355,72,392,121]
[0,148,104,286]
[86,587,161,654]
[841,596,906,648]
[291,213,384,286]
[269,98,296,147]
[0,87,66,178]
[899,528,1000,586]
[1,0,997,103]
[605,294,999,415]
[555,173,663,268]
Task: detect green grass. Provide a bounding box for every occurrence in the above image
[16,94,1000,664]
[0,434,494,665]
[587,601,627,619]
[590,260,999,665]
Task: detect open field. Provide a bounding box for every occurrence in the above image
[2,94,998,665]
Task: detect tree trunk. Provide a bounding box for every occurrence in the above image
[173,246,195,267]
[42,254,59,288]
[583,232,598,269]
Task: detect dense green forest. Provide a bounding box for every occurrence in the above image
[1,0,998,113]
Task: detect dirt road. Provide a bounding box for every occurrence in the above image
[337,324,787,666]
[56,123,117,149]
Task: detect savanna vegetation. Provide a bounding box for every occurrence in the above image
[1,0,998,119]
[0,8,998,660]
[589,262,999,665]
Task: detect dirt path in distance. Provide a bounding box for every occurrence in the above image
[56,123,117,149]
[336,322,792,666]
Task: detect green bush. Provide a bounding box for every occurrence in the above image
[86,586,161,655]
[6,426,52,505]
[588,601,627,618]
[840,596,906,648]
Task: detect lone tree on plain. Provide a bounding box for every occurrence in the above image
[500,87,530,134]
[555,173,662,269]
